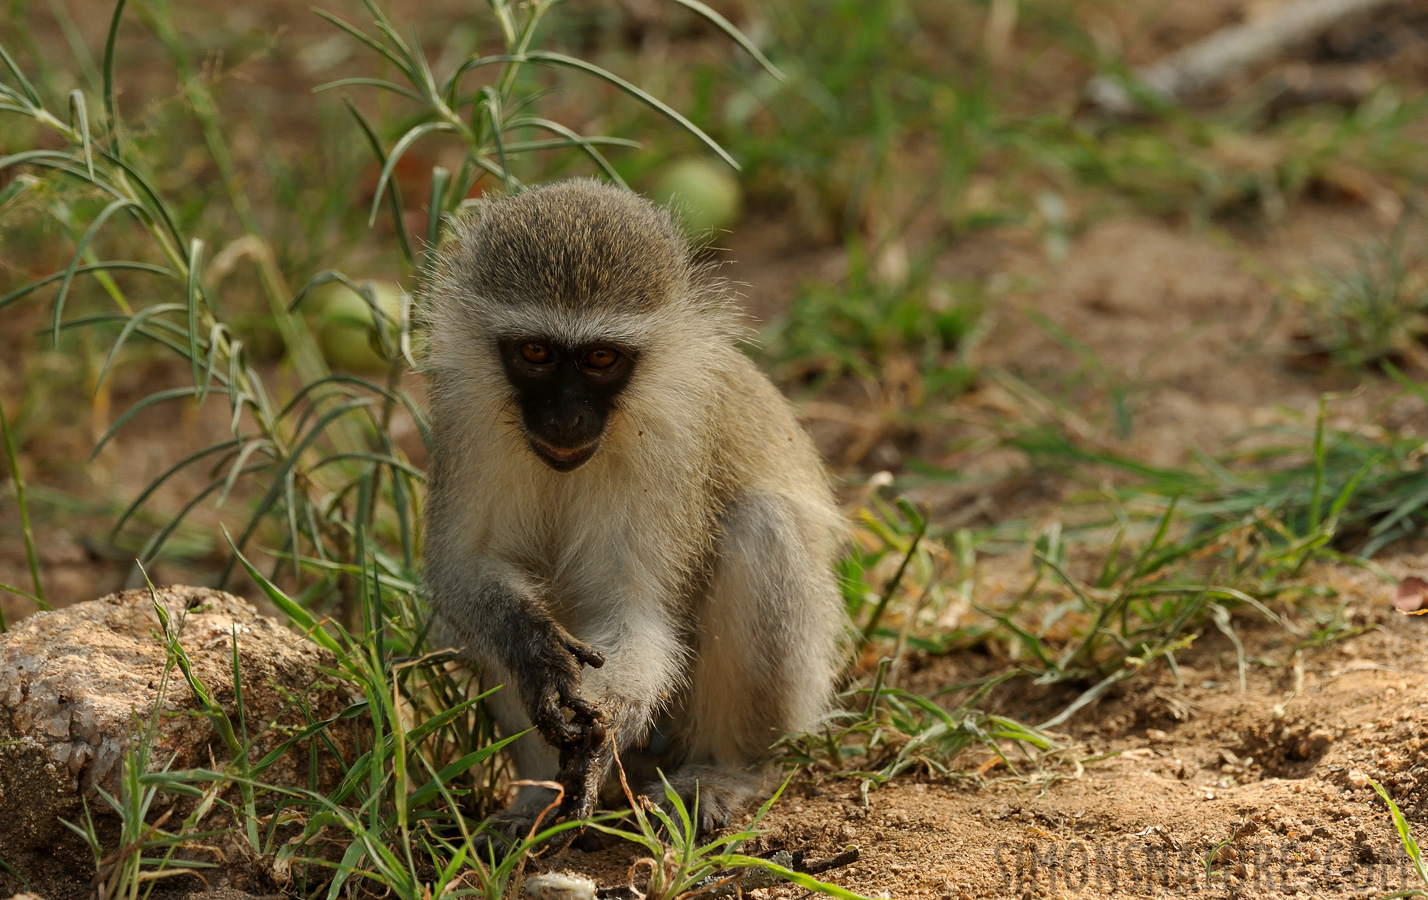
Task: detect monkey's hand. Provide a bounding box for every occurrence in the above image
[516,621,612,833]
[522,621,608,753]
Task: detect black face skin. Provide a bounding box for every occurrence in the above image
[499,337,637,472]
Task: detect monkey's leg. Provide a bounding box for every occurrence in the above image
[672,492,843,832]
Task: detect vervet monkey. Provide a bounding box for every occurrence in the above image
[422,179,846,841]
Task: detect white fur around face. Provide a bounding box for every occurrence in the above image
[427,297,731,623]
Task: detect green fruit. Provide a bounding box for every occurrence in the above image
[651,157,743,235]
[307,279,404,372]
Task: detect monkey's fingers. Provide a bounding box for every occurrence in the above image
[563,695,608,746]
[535,697,586,747]
[560,634,606,670]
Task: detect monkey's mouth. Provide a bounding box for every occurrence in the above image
[528,436,602,472]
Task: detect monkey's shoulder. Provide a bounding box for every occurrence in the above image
[706,352,828,493]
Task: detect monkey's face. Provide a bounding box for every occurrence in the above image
[499,337,637,472]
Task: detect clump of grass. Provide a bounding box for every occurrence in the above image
[50,554,566,900]
[592,772,868,899]
[779,659,1057,792]
[1017,384,1428,558]
[761,243,985,400]
[1291,215,1428,368]
[815,460,1344,787]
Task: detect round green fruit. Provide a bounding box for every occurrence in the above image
[651,158,743,235]
[307,279,404,372]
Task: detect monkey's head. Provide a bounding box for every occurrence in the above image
[427,179,732,473]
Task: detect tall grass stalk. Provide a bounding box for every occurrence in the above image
[0,395,48,623]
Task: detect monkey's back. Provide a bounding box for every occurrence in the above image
[711,351,834,495]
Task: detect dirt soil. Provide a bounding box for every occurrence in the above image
[541,555,1428,899]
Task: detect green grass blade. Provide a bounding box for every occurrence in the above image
[405,731,520,809]
[440,54,504,107]
[1367,775,1428,888]
[185,237,205,395]
[249,701,368,774]
[480,86,514,193]
[718,855,872,899]
[102,0,130,137]
[312,76,424,103]
[224,527,344,656]
[0,398,46,614]
[368,120,454,227]
[308,452,425,481]
[51,197,137,344]
[66,89,93,179]
[1309,395,1327,530]
[0,262,172,313]
[342,99,415,263]
[93,302,185,392]
[523,50,738,170]
[98,148,185,247]
[668,0,785,81]
[424,165,450,274]
[325,840,367,900]
[509,117,633,185]
[312,9,416,83]
[0,39,42,106]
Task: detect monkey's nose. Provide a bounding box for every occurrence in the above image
[545,407,589,445]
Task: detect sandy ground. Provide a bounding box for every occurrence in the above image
[540,555,1428,899]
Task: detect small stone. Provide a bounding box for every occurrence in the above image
[523,872,596,900]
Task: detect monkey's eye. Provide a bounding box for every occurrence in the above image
[519,343,554,365]
[583,348,619,370]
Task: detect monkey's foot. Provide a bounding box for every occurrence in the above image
[476,789,590,863]
[472,808,540,864]
[647,765,762,835]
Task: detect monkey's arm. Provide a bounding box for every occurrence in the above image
[425,552,608,754]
